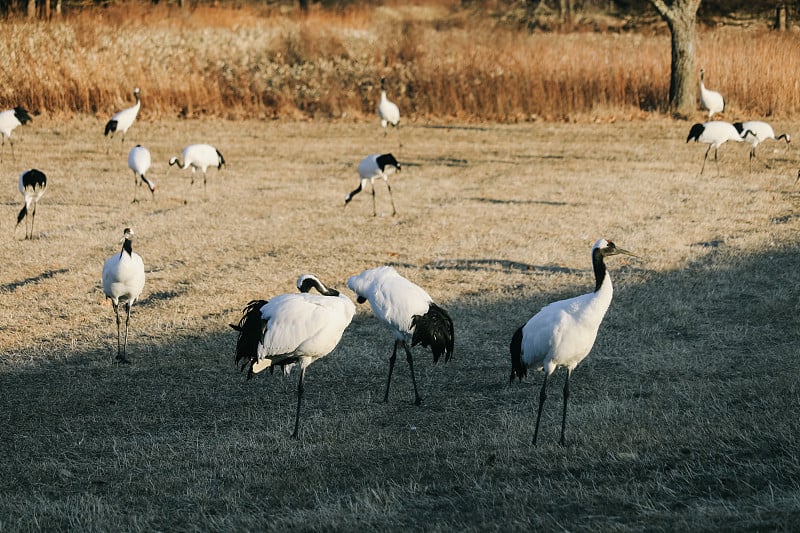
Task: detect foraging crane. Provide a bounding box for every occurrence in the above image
[230,274,355,439]
[128,145,155,202]
[733,121,791,172]
[0,106,32,162]
[104,87,141,149]
[101,227,146,364]
[15,169,47,240]
[347,266,454,405]
[699,69,724,119]
[510,239,636,446]
[169,144,225,192]
[345,153,401,216]
[687,121,754,176]
[378,78,400,135]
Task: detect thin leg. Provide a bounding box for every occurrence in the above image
[118,302,132,364]
[291,366,307,439]
[532,372,549,446]
[559,370,571,447]
[700,145,712,175]
[714,147,721,177]
[402,341,422,405]
[112,302,122,361]
[29,205,35,239]
[371,183,377,216]
[9,139,15,161]
[133,172,139,203]
[386,180,397,216]
[383,340,399,403]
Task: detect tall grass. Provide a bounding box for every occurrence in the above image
[0,2,798,121]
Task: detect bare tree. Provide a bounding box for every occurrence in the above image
[649,0,702,118]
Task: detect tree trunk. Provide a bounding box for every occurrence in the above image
[26,0,36,18]
[649,0,702,118]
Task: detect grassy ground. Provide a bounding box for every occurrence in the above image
[0,115,799,531]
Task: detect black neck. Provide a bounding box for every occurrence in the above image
[592,248,606,292]
[121,238,133,257]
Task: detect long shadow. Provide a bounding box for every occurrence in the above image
[1,243,798,529]
[1,268,70,293]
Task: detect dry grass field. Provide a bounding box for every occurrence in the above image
[0,113,799,530]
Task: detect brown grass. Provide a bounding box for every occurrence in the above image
[0,113,799,529]
[1,3,800,121]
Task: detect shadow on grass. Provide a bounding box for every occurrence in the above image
[1,243,799,530]
[1,268,70,293]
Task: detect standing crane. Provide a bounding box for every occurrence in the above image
[378,78,400,136]
[128,145,155,202]
[230,274,355,439]
[687,121,754,176]
[345,153,401,216]
[733,121,791,172]
[347,266,454,405]
[510,239,636,446]
[168,144,225,193]
[104,87,141,150]
[0,106,33,162]
[16,169,47,240]
[699,69,724,119]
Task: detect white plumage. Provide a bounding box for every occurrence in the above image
[102,227,146,364]
[104,87,141,148]
[0,106,32,161]
[169,144,226,191]
[510,239,635,446]
[699,69,724,119]
[378,78,400,134]
[347,266,454,405]
[686,121,753,175]
[128,145,155,202]
[16,169,47,240]
[733,121,791,171]
[345,153,401,216]
[231,274,355,439]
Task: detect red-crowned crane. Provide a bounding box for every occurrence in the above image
[347,266,454,405]
[16,169,47,240]
[230,274,355,439]
[101,228,146,364]
[733,121,791,172]
[345,153,401,216]
[128,145,155,202]
[699,69,724,119]
[169,144,225,192]
[687,121,754,176]
[0,106,32,162]
[510,239,636,446]
[104,87,141,150]
[378,78,400,136]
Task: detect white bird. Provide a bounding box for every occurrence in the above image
[0,106,32,161]
[699,68,724,119]
[128,145,155,202]
[510,239,636,446]
[169,144,226,192]
[104,87,141,149]
[687,121,754,176]
[347,266,454,405]
[16,169,47,240]
[378,78,400,135]
[345,153,401,216]
[733,121,791,172]
[230,274,355,439]
[102,227,146,364]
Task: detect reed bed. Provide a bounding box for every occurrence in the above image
[0,3,798,121]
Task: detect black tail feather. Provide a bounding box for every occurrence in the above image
[104,120,118,137]
[216,149,226,168]
[509,326,527,383]
[16,205,27,226]
[230,299,268,379]
[411,303,454,363]
[14,107,32,125]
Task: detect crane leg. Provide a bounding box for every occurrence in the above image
[402,341,422,405]
[383,340,400,402]
[28,205,35,239]
[371,183,377,216]
[112,302,123,362]
[118,302,132,364]
[533,372,549,446]
[700,145,712,175]
[559,370,571,447]
[386,180,397,216]
[291,366,307,439]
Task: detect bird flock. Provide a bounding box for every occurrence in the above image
[3,70,792,444]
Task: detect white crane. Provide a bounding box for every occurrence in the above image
[345,153,401,216]
[15,169,47,240]
[687,121,754,176]
[102,227,146,364]
[230,274,355,439]
[699,69,724,119]
[169,144,226,192]
[378,78,400,136]
[128,145,155,202]
[104,87,141,149]
[733,121,791,172]
[510,239,636,446]
[0,106,32,162]
[347,266,454,405]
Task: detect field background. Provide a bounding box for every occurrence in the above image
[2,2,800,532]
